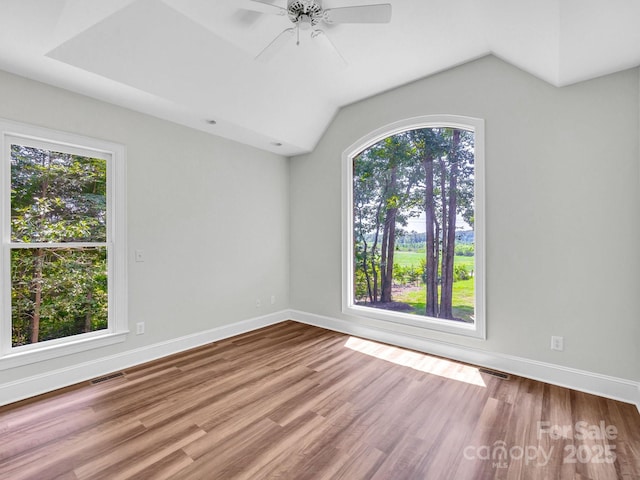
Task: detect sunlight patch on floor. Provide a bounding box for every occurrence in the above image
[344,336,486,387]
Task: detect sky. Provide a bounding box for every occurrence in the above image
[405,212,471,233]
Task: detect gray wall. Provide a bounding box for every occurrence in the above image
[0,69,290,384]
[2,54,638,393]
[290,55,640,382]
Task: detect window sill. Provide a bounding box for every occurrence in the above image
[344,304,485,339]
[0,331,129,370]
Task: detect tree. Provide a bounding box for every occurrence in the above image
[409,128,448,317]
[353,133,420,304]
[440,129,475,319]
[438,129,459,319]
[353,147,387,303]
[10,144,108,346]
[378,134,419,303]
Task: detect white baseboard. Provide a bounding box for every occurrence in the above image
[0,310,289,407]
[3,308,640,416]
[288,309,640,412]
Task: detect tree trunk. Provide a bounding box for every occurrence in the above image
[30,151,52,343]
[380,164,398,303]
[379,214,389,302]
[440,130,460,319]
[31,248,43,344]
[370,198,384,303]
[423,152,438,317]
[434,220,441,317]
[360,240,375,303]
[439,156,449,317]
[380,207,397,303]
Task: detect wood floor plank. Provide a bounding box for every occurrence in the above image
[73,422,205,480]
[1,321,638,479]
[131,449,194,480]
[0,417,148,480]
[173,418,284,480]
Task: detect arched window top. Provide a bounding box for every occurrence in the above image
[345,115,484,161]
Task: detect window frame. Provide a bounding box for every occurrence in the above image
[0,119,128,369]
[342,115,486,339]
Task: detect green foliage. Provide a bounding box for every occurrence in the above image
[454,264,472,281]
[10,144,108,347]
[454,243,474,257]
[392,264,422,286]
[354,268,370,301]
[353,126,476,320]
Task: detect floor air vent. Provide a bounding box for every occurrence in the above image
[478,368,510,380]
[91,372,124,384]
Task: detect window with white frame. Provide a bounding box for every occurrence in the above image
[0,120,127,368]
[343,115,485,338]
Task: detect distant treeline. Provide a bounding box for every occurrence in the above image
[362,230,474,249]
[395,230,474,246]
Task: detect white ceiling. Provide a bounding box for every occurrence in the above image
[1,0,640,156]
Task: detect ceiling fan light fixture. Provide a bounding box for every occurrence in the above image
[288,0,323,26]
[297,15,314,30]
[247,0,392,61]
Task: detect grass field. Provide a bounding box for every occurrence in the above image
[393,250,474,269]
[391,250,475,322]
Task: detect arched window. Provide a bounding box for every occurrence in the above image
[342,115,485,338]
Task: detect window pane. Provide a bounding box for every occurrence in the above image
[352,128,475,323]
[11,144,107,243]
[11,247,108,347]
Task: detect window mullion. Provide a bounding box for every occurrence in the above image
[8,242,108,249]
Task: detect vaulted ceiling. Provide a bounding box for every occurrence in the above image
[1,0,640,156]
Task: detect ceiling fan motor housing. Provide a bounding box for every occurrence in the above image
[287,0,324,26]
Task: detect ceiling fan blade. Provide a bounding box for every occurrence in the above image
[311,30,347,65]
[323,4,392,24]
[240,0,287,16]
[256,28,295,61]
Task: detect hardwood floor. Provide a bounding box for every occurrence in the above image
[1,321,639,479]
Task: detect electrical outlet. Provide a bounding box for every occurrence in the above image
[271,295,276,305]
[136,322,145,335]
[256,299,261,308]
[135,250,145,262]
[551,336,564,351]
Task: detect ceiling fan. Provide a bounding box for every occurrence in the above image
[241,0,392,62]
